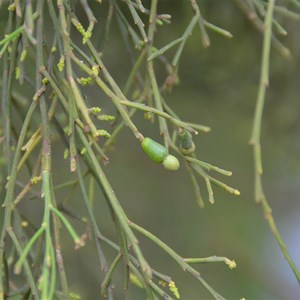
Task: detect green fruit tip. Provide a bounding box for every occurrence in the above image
[162,155,180,171]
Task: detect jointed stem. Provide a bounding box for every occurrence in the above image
[250,0,300,284]
[129,222,226,300]
[0,1,248,298]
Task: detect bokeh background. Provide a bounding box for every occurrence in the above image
[1,1,300,299]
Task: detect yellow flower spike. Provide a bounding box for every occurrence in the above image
[97,129,111,138]
[225,258,237,269]
[97,114,115,121]
[169,281,180,299]
[77,77,93,86]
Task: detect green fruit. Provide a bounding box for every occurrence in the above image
[179,142,195,155]
[178,129,195,155]
[141,137,168,163]
[162,155,180,171]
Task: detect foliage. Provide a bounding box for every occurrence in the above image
[0,0,299,299]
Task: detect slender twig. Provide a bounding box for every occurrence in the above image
[0,2,245,298]
[147,0,170,147]
[250,0,300,284]
[71,54,144,141]
[101,253,122,296]
[124,0,148,42]
[118,100,209,134]
[76,160,109,273]
[77,129,152,277]
[0,99,38,298]
[7,228,38,298]
[129,221,226,300]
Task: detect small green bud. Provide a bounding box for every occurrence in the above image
[64,148,69,159]
[92,65,99,76]
[72,18,85,35]
[158,280,167,287]
[144,111,152,120]
[31,176,42,184]
[20,49,27,62]
[57,56,65,72]
[15,67,20,80]
[162,155,180,171]
[151,46,158,53]
[89,107,102,114]
[129,273,144,289]
[83,31,92,44]
[21,220,28,227]
[8,4,16,11]
[42,77,49,85]
[156,19,163,26]
[69,292,81,300]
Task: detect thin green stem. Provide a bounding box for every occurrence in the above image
[14,226,46,275]
[184,256,236,269]
[186,164,205,208]
[50,207,82,246]
[57,0,99,138]
[119,100,208,134]
[0,25,24,46]
[52,213,69,298]
[186,157,232,176]
[129,222,226,300]
[147,0,170,146]
[77,128,152,277]
[76,160,109,272]
[124,0,148,42]
[0,99,38,298]
[101,253,122,296]
[250,0,300,284]
[71,54,144,141]
[7,228,39,299]
[190,0,210,48]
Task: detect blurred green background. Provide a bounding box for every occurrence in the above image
[1,0,300,299]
